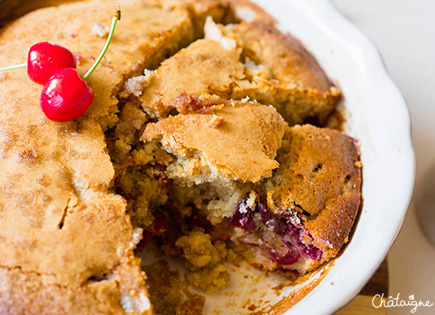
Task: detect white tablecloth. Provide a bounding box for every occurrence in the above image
[332,0,435,314]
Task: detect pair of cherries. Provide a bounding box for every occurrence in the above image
[1,11,120,122]
[28,42,93,122]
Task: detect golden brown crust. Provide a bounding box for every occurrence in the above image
[161,0,276,27]
[230,21,341,125]
[269,125,361,216]
[137,20,340,125]
[0,266,125,315]
[232,21,333,92]
[0,0,81,27]
[0,0,196,313]
[0,255,150,315]
[267,125,361,267]
[142,102,285,183]
[306,192,361,259]
[138,39,245,117]
[160,0,231,36]
[227,0,277,25]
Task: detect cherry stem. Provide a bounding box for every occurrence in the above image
[83,10,120,80]
[0,63,27,72]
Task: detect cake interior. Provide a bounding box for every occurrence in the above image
[106,100,331,295]
[102,9,355,310]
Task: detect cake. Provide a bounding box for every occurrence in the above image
[0,0,361,314]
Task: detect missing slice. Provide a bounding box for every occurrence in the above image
[129,99,361,291]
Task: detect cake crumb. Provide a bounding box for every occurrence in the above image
[208,115,224,128]
[330,86,341,97]
[132,228,143,245]
[235,7,256,23]
[204,16,236,51]
[176,230,230,292]
[185,264,230,293]
[142,260,205,315]
[124,70,156,97]
[92,22,109,37]
[120,293,150,314]
[240,96,250,103]
[244,60,271,80]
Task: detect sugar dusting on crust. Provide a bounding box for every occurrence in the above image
[204,16,236,51]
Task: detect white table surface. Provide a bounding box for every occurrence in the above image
[331,0,435,314]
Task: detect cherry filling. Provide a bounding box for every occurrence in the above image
[138,192,322,270]
[135,164,322,271]
[229,195,322,267]
[228,197,257,233]
[139,212,167,248]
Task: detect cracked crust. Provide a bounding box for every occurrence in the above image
[0,255,149,315]
[228,0,276,25]
[142,102,286,183]
[267,125,362,267]
[138,21,341,124]
[160,0,275,35]
[231,21,333,93]
[0,0,198,313]
[138,39,245,117]
[228,21,341,125]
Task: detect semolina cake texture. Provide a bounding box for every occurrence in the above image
[0,0,360,314]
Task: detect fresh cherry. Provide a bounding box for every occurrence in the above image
[40,68,94,122]
[0,10,120,122]
[27,42,76,85]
